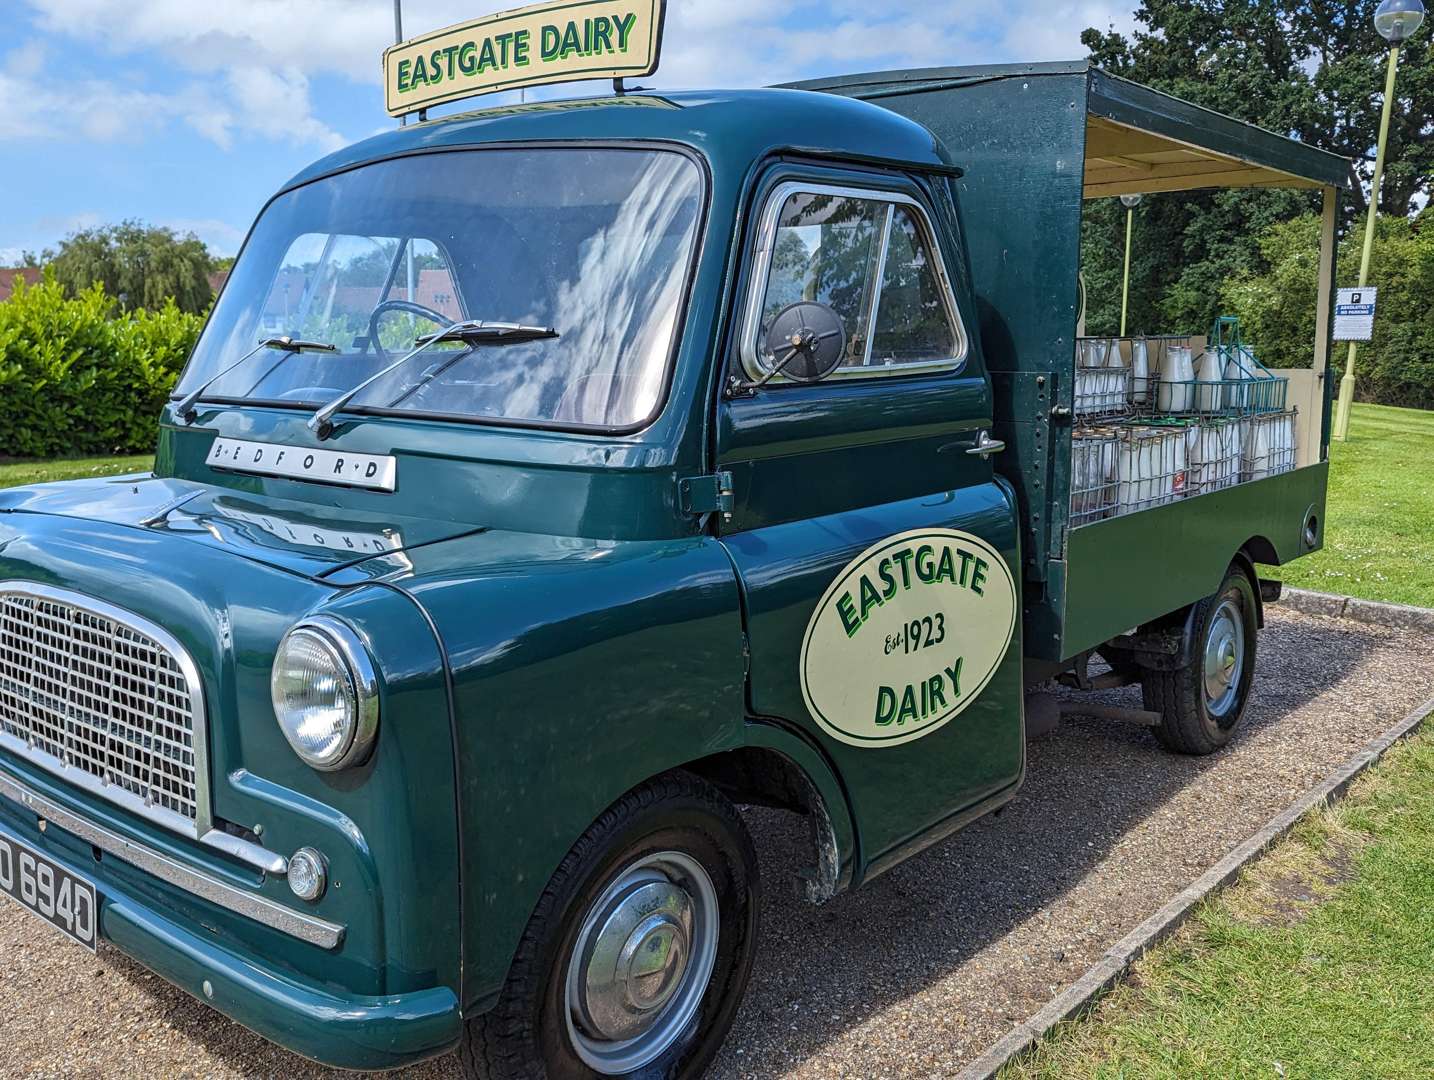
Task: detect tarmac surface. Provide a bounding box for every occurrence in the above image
[1,605,1431,1078]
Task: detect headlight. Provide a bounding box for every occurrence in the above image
[271,618,379,771]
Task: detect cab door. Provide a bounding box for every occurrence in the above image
[716,166,1024,878]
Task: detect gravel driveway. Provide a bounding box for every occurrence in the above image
[3,606,1432,1079]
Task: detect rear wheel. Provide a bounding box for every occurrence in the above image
[461,771,759,1080]
[1142,565,1258,755]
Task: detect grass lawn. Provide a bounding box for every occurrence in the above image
[1263,402,1434,608]
[1004,719,1434,1080]
[0,405,1427,607]
[0,454,154,489]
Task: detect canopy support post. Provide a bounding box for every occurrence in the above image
[1313,187,1336,377]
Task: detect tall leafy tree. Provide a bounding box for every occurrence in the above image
[1079,0,1431,337]
[45,220,217,315]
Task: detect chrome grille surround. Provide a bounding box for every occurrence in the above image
[0,583,210,840]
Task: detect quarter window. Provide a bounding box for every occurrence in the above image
[746,185,965,379]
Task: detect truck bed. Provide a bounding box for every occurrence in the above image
[789,62,1350,663]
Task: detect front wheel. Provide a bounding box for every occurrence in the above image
[461,771,759,1080]
[1142,565,1258,755]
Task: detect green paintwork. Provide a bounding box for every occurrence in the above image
[0,75,1345,1070]
[0,492,463,1059]
[791,63,1344,662]
[1060,463,1329,659]
[786,61,1354,191]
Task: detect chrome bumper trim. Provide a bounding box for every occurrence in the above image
[200,828,290,876]
[0,769,344,950]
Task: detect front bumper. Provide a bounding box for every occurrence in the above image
[0,771,462,1072]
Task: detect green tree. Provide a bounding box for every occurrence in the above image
[1224,207,1434,408]
[1079,0,1432,338]
[44,220,217,315]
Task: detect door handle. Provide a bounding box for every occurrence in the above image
[966,430,1005,457]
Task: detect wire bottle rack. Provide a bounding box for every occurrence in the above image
[1070,319,1297,529]
[1073,337,1132,419]
[1071,427,1120,525]
[1075,320,1290,419]
[1148,318,1288,418]
[1241,409,1298,483]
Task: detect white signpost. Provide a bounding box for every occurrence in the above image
[1333,287,1377,342]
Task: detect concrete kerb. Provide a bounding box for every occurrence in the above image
[1279,587,1434,633]
[957,679,1434,1080]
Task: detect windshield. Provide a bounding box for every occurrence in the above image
[175,147,705,430]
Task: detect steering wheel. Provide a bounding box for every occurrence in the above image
[366,299,453,360]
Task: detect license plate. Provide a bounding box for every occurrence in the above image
[0,833,98,952]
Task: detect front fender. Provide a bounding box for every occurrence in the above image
[742,719,857,900]
[365,529,748,1012]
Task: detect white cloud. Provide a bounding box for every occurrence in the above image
[12,0,1140,150]
[626,0,1141,90]
[24,0,435,81]
[0,46,175,141]
[0,211,102,265]
[23,0,1134,91]
[12,1,358,149]
[161,216,248,255]
[0,212,247,261]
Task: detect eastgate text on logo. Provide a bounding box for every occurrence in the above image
[383,0,664,117]
[800,528,1017,748]
[835,541,991,636]
[394,12,640,94]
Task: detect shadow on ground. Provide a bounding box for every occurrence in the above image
[78,610,1424,1079]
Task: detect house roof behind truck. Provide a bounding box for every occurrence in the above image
[281,88,955,194]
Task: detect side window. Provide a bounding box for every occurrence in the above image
[746,184,965,379]
[758,193,887,369]
[872,207,958,364]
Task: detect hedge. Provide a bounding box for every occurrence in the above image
[1223,209,1434,410]
[0,273,203,458]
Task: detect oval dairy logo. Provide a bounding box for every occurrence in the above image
[800,528,1017,748]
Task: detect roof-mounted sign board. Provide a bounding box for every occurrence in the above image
[384,0,665,117]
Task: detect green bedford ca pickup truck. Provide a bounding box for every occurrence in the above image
[0,59,1348,1079]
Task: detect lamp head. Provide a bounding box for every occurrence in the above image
[1375,0,1424,43]
[1120,193,1144,208]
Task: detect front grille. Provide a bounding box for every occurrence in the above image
[0,585,206,835]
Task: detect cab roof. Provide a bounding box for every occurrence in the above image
[282,88,952,192]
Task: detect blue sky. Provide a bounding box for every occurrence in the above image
[0,0,1137,264]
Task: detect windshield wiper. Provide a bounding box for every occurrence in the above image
[412,321,559,347]
[176,336,337,424]
[307,319,558,439]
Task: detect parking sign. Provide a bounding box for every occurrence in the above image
[1333,287,1377,341]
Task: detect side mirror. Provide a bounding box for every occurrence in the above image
[759,302,846,385]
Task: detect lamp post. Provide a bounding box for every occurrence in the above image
[1119,193,1142,337]
[1333,0,1425,441]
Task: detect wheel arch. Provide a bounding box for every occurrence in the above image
[1233,543,1267,628]
[683,724,857,903]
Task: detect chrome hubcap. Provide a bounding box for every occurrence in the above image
[566,852,718,1074]
[1202,598,1245,716]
